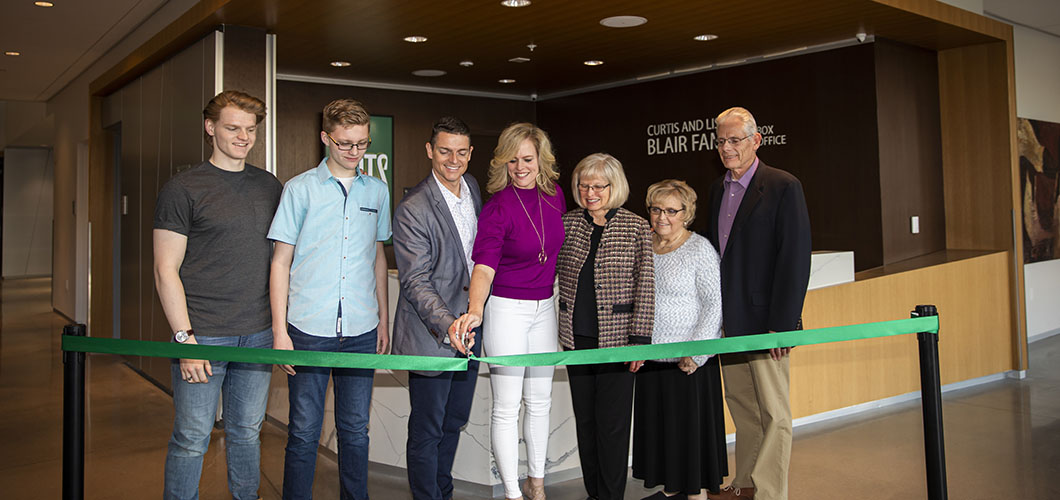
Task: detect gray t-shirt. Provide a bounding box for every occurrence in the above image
[154,161,282,336]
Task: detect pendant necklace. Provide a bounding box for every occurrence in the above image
[515,187,547,264]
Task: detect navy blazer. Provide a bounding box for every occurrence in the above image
[392,173,482,375]
[706,161,812,338]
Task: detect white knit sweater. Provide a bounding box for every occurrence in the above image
[651,232,723,366]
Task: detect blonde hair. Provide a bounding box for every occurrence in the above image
[571,153,629,210]
[645,179,697,227]
[486,122,559,195]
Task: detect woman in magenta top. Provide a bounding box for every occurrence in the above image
[450,122,565,500]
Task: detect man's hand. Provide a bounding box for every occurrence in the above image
[627,360,645,373]
[769,346,793,361]
[178,335,213,383]
[677,356,698,375]
[273,327,297,376]
[376,326,390,354]
[768,330,793,361]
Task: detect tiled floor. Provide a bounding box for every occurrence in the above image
[1,277,1059,499]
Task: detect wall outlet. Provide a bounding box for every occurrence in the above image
[911,215,920,234]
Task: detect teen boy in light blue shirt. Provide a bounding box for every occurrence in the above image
[268,98,390,500]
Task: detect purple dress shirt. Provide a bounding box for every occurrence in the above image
[717,158,759,257]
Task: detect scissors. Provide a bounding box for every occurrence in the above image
[461,329,472,359]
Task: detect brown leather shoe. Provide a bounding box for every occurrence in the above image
[707,485,755,500]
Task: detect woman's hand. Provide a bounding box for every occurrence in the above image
[448,313,481,355]
[677,356,698,375]
[627,360,645,373]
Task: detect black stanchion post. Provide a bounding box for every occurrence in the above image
[63,323,86,500]
[913,305,947,500]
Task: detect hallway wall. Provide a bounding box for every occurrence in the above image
[1014,26,1060,340]
[2,146,53,278]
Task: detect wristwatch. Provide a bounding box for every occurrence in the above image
[174,329,195,343]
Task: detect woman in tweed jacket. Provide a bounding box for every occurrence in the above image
[556,153,654,500]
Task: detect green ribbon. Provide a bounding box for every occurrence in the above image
[61,316,938,371]
[61,336,469,371]
[475,315,939,367]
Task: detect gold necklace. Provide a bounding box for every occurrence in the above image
[515,187,547,264]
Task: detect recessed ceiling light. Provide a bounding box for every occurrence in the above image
[584,60,604,66]
[412,69,446,77]
[34,1,54,7]
[330,61,351,67]
[509,57,530,63]
[500,0,531,7]
[693,34,719,41]
[404,35,428,43]
[459,60,474,67]
[600,16,647,28]
[5,51,21,56]
[498,79,516,84]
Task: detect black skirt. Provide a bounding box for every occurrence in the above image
[632,355,728,494]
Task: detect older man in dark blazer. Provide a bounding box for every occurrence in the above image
[392,116,482,500]
[705,107,811,500]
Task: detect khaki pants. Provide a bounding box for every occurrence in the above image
[721,352,791,500]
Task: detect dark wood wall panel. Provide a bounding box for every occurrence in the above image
[874,39,946,264]
[88,96,117,339]
[119,80,142,371]
[222,25,267,169]
[170,34,212,172]
[139,65,169,383]
[538,44,885,270]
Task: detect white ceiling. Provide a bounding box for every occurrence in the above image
[985,0,1060,36]
[0,0,165,102]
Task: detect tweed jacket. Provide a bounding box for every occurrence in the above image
[556,207,654,349]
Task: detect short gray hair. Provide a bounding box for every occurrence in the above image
[716,107,757,138]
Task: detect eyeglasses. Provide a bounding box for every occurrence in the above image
[714,135,751,148]
[326,132,372,152]
[577,183,611,192]
[649,207,685,217]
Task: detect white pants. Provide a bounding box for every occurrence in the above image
[483,295,558,498]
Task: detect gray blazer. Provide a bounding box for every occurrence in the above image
[392,173,482,375]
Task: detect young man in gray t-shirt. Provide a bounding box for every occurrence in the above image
[153,90,281,500]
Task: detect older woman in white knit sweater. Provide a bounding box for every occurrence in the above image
[632,179,727,500]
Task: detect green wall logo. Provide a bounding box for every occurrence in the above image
[361,115,393,187]
[365,115,393,244]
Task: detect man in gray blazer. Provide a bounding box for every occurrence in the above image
[392,116,482,500]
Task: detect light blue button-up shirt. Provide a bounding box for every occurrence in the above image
[268,159,391,337]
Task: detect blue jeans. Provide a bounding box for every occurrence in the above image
[164,328,273,500]
[406,327,481,500]
[283,325,376,500]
